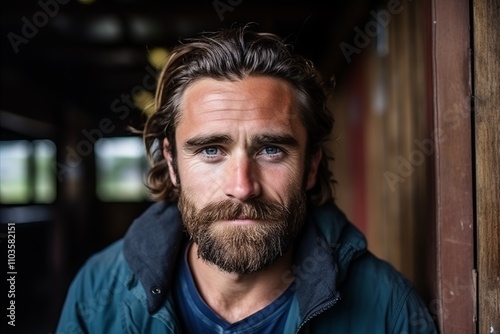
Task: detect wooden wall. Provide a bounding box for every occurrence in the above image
[473,0,500,331]
[328,0,500,331]
[431,0,476,331]
[330,0,433,300]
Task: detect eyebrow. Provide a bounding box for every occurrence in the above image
[183,134,233,150]
[252,134,299,148]
[182,133,300,150]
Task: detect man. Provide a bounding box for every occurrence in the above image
[56,25,438,333]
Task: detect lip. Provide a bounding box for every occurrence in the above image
[225,218,259,225]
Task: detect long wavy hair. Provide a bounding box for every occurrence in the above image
[142,24,335,205]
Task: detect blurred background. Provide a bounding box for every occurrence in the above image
[1,0,437,332]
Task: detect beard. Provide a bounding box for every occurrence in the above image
[178,186,307,275]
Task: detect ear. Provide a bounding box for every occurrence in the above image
[305,149,323,190]
[162,138,178,187]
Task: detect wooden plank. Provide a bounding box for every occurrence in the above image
[431,0,476,332]
[411,0,433,299]
[383,8,403,274]
[472,0,500,332]
[365,42,387,274]
[397,0,416,283]
[360,0,432,293]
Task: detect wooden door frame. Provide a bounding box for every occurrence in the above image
[427,0,476,332]
[472,0,500,332]
[429,0,500,332]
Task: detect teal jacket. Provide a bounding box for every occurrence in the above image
[56,202,438,333]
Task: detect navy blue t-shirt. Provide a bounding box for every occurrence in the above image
[173,242,294,334]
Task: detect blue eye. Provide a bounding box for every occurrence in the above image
[203,147,219,155]
[263,146,280,155]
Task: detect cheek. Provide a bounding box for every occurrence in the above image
[178,160,227,203]
[259,164,304,196]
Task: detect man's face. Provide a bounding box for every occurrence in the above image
[164,76,321,274]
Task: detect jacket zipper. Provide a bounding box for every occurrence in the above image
[294,293,341,334]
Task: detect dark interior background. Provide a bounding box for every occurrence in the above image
[1,0,381,332]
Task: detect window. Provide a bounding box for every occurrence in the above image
[95,136,149,201]
[0,140,56,204]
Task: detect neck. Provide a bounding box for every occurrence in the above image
[187,242,294,324]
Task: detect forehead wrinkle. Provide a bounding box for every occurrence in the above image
[183,83,296,115]
[181,78,297,119]
[177,77,304,137]
[184,87,248,109]
[196,112,290,123]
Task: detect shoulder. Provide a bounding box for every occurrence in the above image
[345,251,412,293]
[329,252,437,333]
[64,239,135,306]
[56,240,142,333]
[76,239,131,286]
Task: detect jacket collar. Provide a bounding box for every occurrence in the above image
[310,203,367,283]
[123,201,367,314]
[291,204,367,319]
[123,201,184,313]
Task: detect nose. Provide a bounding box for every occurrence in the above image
[222,154,261,201]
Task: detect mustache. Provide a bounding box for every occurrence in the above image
[194,198,290,223]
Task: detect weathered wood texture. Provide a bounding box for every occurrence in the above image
[472,0,500,332]
[331,0,434,303]
[364,0,429,292]
[431,0,476,332]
